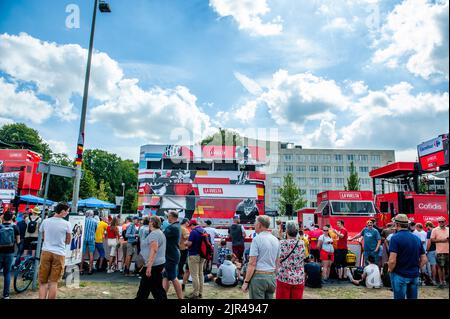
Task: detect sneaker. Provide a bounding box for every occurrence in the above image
[438,283,444,289]
[2,296,10,299]
[185,294,200,299]
[107,269,113,274]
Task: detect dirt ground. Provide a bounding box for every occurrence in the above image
[3,280,449,299]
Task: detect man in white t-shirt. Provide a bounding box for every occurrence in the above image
[242,215,279,299]
[347,255,382,288]
[413,223,428,252]
[38,202,72,299]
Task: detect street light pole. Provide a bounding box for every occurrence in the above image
[119,182,125,219]
[71,0,104,214]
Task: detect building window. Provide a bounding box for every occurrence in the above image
[283,154,293,161]
[371,166,379,171]
[311,201,317,208]
[272,188,280,195]
[309,154,318,162]
[359,166,369,173]
[309,165,319,173]
[296,165,306,173]
[297,155,308,162]
[335,178,345,185]
[284,165,294,173]
[334,166,344,173]
[334,154,343,162]
[310,178,320,186]
[296,177,307,186]
[322,166,331,173]
[310,189,320,197]
[323,177,332,185]
[358,154,368,162]
[347,154,355,161]
[272,177,281,186]
[319,154,332,162]
[371,155,381,162]
[361,178,371,186]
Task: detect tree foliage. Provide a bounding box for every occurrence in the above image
[278,173,308,215]
[0,123,52,161]
[201,128,243,146]
[345,161,360,191]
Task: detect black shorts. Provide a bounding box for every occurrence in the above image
[334,249,348,268]
[24,237,38,251]
[310,249,320,261]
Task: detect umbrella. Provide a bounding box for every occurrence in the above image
[20,194,54,205]
[69,197,116,209]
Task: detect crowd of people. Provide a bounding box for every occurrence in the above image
[0,204,449,300]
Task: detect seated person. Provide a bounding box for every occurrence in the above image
[215,254,239,287]
[346,255,381,288]
[217,239,231,267]
[304,255,322,288]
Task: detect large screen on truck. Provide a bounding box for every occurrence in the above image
[331,201,376,215]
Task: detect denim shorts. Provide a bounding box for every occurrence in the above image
[427,251,437,266]
[163,262,178,281]
[83,240,95,254]
[95,243,106,258]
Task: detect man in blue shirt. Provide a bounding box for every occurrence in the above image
[388,214,427,299]
[186,219,206,299]
[80,211,97,275]
[349,220,381,265]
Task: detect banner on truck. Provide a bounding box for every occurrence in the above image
[0,172,19,200]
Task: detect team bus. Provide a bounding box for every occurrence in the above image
[137,144,267,228]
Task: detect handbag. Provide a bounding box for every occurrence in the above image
[280,240,300,264]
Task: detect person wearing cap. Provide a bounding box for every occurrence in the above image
[388,214,427,299]
[425,221,437,284]
[430,216,449,288]
[23,206,42,258]
[185,219,206,299]
[349,220,381,266]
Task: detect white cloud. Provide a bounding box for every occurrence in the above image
[0,33,215,143]
[396,149,418,162]
[0,32,123,120]
[372,0,449,80]
[0,117,13,127]
[89,80,215,143]
[0,78,53,123]
[349,80,368,95]
[322,17,354,32]
[234,72,262,95]
[46,139,70,154]
[209,0,283,36]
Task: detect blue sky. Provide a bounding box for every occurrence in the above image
[0,0,448,162]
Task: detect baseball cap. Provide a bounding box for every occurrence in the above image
[189,219,199,226]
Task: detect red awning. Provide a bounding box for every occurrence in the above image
[369,162,417,179]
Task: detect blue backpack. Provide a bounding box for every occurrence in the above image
[0,224,15,248]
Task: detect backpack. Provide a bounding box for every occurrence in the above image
[197,229,213,261]
[0,224,15,248]
[27,217,40,234]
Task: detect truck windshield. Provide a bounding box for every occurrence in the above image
[330,201,375,215]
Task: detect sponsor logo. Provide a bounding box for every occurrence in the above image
[339,192,361,199]
[418,136,443,156]
[203,187,224,194]
[418,203,443,210]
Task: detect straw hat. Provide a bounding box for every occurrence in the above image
[31,206,41,215]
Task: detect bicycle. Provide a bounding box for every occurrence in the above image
[13,255,39,293]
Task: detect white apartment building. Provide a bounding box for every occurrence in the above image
[266,142,395,209]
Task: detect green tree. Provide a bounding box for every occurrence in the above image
[201,128,243,146]
[0,123,52,160]
[345,161,360,191]
[96,179,110,201]
[79,169,97,199]
[278,173,308,215]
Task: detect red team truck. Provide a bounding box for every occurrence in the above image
[0,149,43,212]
